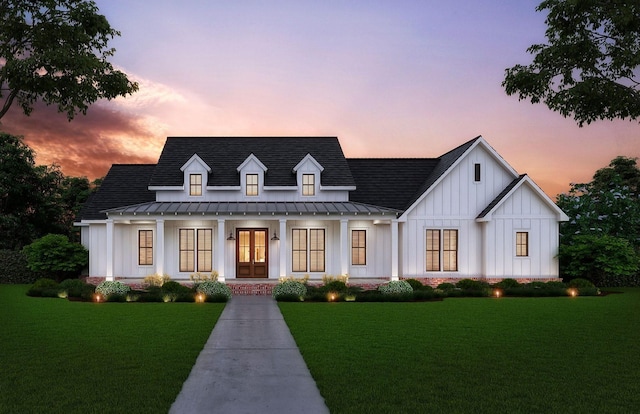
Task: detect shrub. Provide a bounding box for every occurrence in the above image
[404,279,424,291]
[26,278,59,297]
[22,234,88,280]
[95,281,131,298]
[456,279,490,290]
[143,273,171,287]
[0,249,46,284]
[545,281,566,289]
[494,278,521,289]
[275,293,305,302]
[322,274,349,284]
[107,293,127,302]
[323,280,348,293]
[436,282,456,291]
[378,280,413,295]
[189,271,219,283]
[59,278,94,299]
[161,281,191,295]
[197,281,232,300]
[272,280,307,300]
[567,278,595,288]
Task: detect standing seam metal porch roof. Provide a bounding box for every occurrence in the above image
[103,201,402,216]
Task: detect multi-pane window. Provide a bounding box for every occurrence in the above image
[426,229,458,272]
[179,229,212,272]
[302,174,315,196]
[190,174,202,196]
[474,163,481,182]
[426,229,441,271]
[292,229,307,272]
[352,230,366,265]
[138,230,153,265]
[443,230,458,271]
[516,232,529,257]
[246,174,259,196]
[292,228,325,272]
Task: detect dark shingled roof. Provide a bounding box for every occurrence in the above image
[347,159,439,210]
[149,137,355,188]
[77,164,156,220]
[348,136,481,211]
[477,174,527,219]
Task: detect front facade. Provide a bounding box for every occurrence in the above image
[76,136,568,283]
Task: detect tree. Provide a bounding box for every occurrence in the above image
[503,0,640,126]
[0,133,95,248]
[592,156,640,195]
[0,0,138,120]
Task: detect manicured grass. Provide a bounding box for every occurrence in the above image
[0,284,224,414]
[280,289,640,414]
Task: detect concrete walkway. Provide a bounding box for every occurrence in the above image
[169,296,330,414]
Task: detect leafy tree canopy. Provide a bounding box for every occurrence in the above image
[592,156,640,195]
[503,0,640,126]
[0,0,138,120]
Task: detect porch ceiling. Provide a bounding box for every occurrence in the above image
[103,201,402,217]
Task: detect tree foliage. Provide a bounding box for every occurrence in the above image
[23,233,88,280]
[557,156,640,285]
[0,0,138,120]
[0,133,97,248]
[503,0,640,126]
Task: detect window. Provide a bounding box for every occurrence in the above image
[138,230,153,265]
[474,163,481,182]
[302,174,315,196]
[179,228,212,272]
[292,228,325,272]
[246,174,258,196]
[190,174,202,196]
[516,232,529,257]
[426,229,441,271]
[352,230,366,265]
[426,229,458,272]
[292,229,307,272]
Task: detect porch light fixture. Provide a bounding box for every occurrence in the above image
[227,232,235,240]
[271,232,279,241]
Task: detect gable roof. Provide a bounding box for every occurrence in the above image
[77,164,156,220]
[149,137,355,188]
[476,174,569,222]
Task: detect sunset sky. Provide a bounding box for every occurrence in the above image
[1,0,638,198]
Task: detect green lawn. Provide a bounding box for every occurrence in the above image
[0,284,224,414]
[280,289,640,414]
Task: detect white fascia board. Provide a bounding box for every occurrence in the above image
[293,153,324,172]
[148,186,184,191]
[320,186,356,191]
[237,153,268,172]
[180,154,212,172]
[476,175,569,222]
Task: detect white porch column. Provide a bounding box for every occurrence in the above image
[279,219,287,278]
[340,219,349,276]
[391,219,399,281]
[105,219,114,281]
[217,219,226,282]
[155,219,165,276]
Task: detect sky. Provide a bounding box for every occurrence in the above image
[1,0,638,198]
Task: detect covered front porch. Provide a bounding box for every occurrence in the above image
[96,201,402,282]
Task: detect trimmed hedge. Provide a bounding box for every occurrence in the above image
[0,250,46,284]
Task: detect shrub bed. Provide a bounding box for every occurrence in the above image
[0,250,46,284]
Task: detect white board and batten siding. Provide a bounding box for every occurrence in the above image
[400,144,518,278]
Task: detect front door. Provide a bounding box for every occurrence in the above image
[236,228,268,278]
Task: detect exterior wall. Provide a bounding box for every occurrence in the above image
[155,188,350,202]
[87,224,107,277]
[483,185,560,278]
[400,144,516,278]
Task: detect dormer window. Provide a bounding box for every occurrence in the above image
[246,174,259,196]
[302,174,315,196]
[190,174,202,196]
